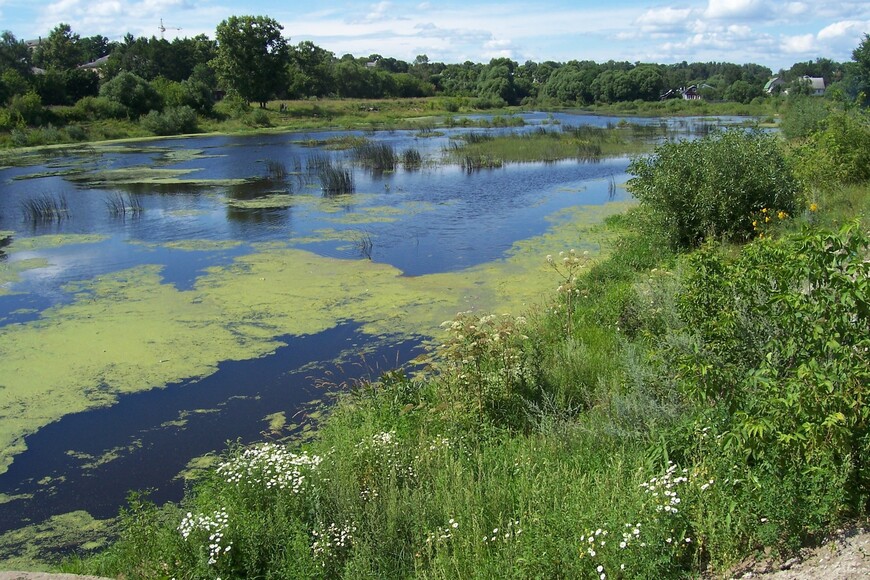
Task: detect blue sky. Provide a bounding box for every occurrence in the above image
[1,0,868,70]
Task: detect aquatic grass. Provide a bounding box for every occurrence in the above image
[352,142,398,173]
[401,148,423,170]
[265,159,288,180]
[104,192,143,218]
[319,164,355,195]
[354,230,374,260]
[446,126,647,167]
[20,193,70,223]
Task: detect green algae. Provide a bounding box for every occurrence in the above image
[6,234,107,252]
[0,510,113,570]
[0,202,629,476]
[66,166,249,188]
[0,257,50,296]
[264,411,287,432]
[224,194,295,209]
[175,454,220,481]
[134,239,245,252]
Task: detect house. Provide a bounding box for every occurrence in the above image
[764,77,786,94]
[799,75,826,96]
[659,85,707,101]
[78,55,110,77]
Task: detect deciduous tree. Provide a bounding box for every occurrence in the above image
[214,15,289,108]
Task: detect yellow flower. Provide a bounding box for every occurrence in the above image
[777,211,787,220]
[761,207,768,213]
[809,202,818,212]
[752,220,758,228]
[764,216,771,223]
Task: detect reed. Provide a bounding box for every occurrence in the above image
[105,192,143,217]
[21,193,70,223]
[318,164,355,195]
[352,142,398,172]
[265,160,288,180]
[401,148,422,170]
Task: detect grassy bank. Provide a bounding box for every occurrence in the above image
[59,109,868,579]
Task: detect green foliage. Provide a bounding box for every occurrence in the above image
[99,72,163,117]
[70,96,128,121]
[6,91,47,126]
[780,96,830,140]
[628,129,800,248]
[214,15,289,107]
[673,225,869,508]
[789,111,870,188]
[140,105,198,135]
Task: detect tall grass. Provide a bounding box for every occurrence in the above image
[319,164,355,195]
[104,192,143,218]
[21,193,70,223]
[401,148,423,170]
[352,142,398,172]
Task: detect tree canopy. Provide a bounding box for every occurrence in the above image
[214,15,289,107]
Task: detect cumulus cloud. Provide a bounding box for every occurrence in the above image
[704,0,767,20]
[635,7,694,34]
[817,19,870,41]
[781,33,816,53]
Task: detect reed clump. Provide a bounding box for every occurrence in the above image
[21,193,70,222]
[105,192,143,217]
[352,142,398,172]
[318,164,355,195]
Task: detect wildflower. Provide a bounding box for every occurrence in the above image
[777,210,787,220]
[809,202,818,212]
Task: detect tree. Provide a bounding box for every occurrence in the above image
[214,15,289,108]
[287,41,335,97]
[34,23,83,70]
[0,31,32,76]
[852,33,870,104]
[99,71,162,117]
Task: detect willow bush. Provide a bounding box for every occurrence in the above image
[628,129,800,249]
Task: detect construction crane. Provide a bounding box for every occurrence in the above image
[159,18,182,39]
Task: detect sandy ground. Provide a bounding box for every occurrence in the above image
[728,526,870,579]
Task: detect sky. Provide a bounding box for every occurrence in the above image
[0,0,868,71]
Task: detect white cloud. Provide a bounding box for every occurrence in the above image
[705,0,767,20]
[635,7,694,34]
[781,33,816,53]
[817,20,870,41]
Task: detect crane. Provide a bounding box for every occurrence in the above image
[159,18,182,39]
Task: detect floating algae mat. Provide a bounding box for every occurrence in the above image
[0,201,627,476]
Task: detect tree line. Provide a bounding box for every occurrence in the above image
[1,15,868,134]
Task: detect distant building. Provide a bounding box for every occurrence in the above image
[799,75,826,96]
[764,77,787,94]
[78,55,110,77]
[659,85,705,101]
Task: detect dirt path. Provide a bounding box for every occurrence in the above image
[730,526,870,579]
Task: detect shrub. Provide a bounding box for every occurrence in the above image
[140,105,198,136]
[627,129,800,248]
[673,224,869,511]
[789,111,870,188]
[99,72,163,117]
[72,96,128,121]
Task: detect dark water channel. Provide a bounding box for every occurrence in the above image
[0,113,747,540]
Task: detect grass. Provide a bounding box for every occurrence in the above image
[21,193,70,223]
[445,125,653,167]
[318,163,355,195]
[104,192,143,218]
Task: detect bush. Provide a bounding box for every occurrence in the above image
[789,111,870,188]
[627,129,800,248]
[780,96,830,140]
[140,105,198,136]
[99,72,163,117]
[673,224,869,511]
[71,96,128,121]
